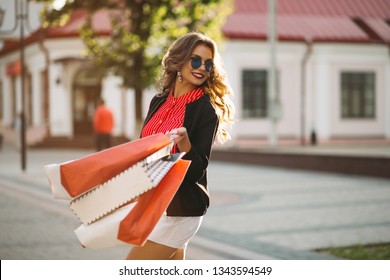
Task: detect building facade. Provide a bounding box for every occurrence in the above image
[1,0,389,146]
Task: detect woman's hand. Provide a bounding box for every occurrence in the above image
[168,127,191,153]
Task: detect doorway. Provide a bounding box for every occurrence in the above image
[72,67,102,135]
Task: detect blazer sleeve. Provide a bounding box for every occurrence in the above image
[182,100,218,184]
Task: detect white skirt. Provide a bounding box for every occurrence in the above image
[147,214,203,249]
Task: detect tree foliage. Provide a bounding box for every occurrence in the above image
[37,0,232,132]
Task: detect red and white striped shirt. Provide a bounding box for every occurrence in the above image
[141,88,204,153]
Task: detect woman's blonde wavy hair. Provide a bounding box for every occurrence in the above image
[157,32,235,144]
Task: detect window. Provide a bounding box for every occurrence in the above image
[341,72,375,118]
[242,70,268,118]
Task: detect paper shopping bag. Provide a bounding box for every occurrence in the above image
[117,159,191,246]
[70,153,185,225]
[45,133,171,199]
[74,159,190,248]
[74,203,137,249]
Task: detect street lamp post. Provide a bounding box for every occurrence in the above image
[0,0,30,171]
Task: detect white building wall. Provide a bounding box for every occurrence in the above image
[313,52,332,141]
[125,88,136,138]
[218,42,238,144]
[100,75,147,140]
[305,53,316,141]
[49,62,71,136]
[221,40,390,142]
[25,44,46,127]
[220,40,306,140]
[101,75,123,137]
[14,75,22,113]
[277,47,303,138]
[386,54,390,138]
[1,1,389,143]
[2,34,389,143]
[41,37,157,139]
[314,44,388,139]
[0,63,13,126]
[221,40,272,138]
[30,70,42,126]
[97,74,158,140]
[44,38,88,137]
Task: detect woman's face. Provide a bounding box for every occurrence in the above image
[180,44,213,88]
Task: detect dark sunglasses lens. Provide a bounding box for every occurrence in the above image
[191,57,202,69]
[205,61,213,72]
[190,57,213,72]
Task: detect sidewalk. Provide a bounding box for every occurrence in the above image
[229,137,390,157]
[1,143,390,259]
[213,139,390,179]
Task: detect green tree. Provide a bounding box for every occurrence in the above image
[38,0,232,135]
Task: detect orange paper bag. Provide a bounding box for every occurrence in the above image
[117,159,191,246]
[60,133,171,197]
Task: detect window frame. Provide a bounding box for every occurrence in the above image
[241,69,269,119]
[340,71,376,119]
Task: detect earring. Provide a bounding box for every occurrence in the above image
[177,71,183,82]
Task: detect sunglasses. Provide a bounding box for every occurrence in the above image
[190,56,213,73]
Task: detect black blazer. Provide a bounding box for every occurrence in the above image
[142,93,219,216]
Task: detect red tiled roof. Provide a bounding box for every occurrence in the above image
[223,14,372,42]
[223,0,390,42]
[365,18,390,42]
[0,10,111,56]
[1,0,390,57]
[234,0,390,18]
[44,10,111,38]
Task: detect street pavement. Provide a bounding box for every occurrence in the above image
[1,143,390,260]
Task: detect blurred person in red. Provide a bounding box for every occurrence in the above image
[93,98,114,151]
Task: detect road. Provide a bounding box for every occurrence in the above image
[1,145,390,259]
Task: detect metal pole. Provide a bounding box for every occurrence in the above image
[268,0,277,146]
[300,38,312,146]
[19,0,27,171]
[0,0,28,170]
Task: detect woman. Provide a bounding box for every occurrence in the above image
[126,32,235,260]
